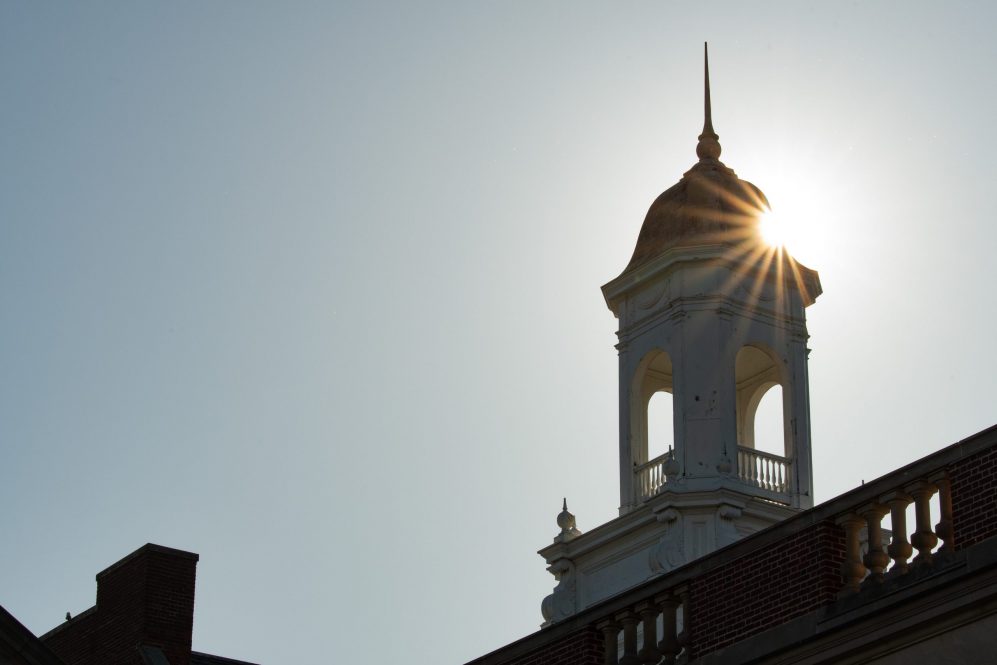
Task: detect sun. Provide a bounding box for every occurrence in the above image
[759,208,788,248]
[744,147,845,269]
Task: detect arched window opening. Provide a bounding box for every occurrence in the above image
[735,345,787,458]
[752,384,783,457]
[631,349,675,503]
[632,349,674,466]
[647,391,674,462]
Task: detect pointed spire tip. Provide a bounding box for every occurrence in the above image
[696,42,722,160]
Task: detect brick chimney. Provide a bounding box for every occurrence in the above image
[41,544,199,665]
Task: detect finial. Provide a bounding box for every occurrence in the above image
[696,42,722,161]
[555,498,581,542]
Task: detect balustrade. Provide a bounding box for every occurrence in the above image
[634,450,674,501]
[836,473,954,596]
[636,447,793,500]
[599,465,956,665]
[597,592,686,665]
[737,445,790,493]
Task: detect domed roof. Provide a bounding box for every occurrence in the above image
[622,158,768,274]
[621,45,768,275]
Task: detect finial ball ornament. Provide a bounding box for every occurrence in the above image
[696,136,722,160]
[557,498,576,531]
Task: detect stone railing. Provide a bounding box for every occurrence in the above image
[598,592,688,665]
[464,425,997,665]
[737,445,789,493]
[634,450,674,501]
[835,472,953,593]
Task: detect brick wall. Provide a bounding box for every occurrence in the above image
[686,520,845,658]
[498,627,602,665]
[36,610,98,665]
[950,445,997,550]
[41,544,198,665]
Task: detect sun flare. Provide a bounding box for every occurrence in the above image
[759,209,787,248]
[745,154,843,270]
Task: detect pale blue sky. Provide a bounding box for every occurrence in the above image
[2,3,995,664]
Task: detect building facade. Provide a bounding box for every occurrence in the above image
[1,544,258,665]
[472,48,997,665]
[541,45,821,626]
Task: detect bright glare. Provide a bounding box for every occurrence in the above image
[747,153,843,269]
[759,209,787,248]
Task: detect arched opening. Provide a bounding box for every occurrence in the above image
[734,345,791,494]
[734,345,786,455]
[752,384,784,457]
[647,391,674,461]
[630,349,675,501]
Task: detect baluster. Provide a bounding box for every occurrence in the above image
[656,594,679,665]
[908,481,938,565]
[883,491,913,576]
[930,471,955,553]
[676,589,689,657]
[763,458,772,490]
[860,504,890,583]
[598,619,619,665]
[617,610,640,665]
[836,513,866,596]
[636,600,660,664]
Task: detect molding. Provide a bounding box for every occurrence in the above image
[602,243,821,316]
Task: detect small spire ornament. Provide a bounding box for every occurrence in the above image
[555,498,581,542]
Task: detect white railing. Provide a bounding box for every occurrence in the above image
[635,450,674,501]
[737,446,790,493]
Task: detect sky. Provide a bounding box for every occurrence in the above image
[1,3,995,664]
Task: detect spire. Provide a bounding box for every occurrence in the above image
[696,42,722,161]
